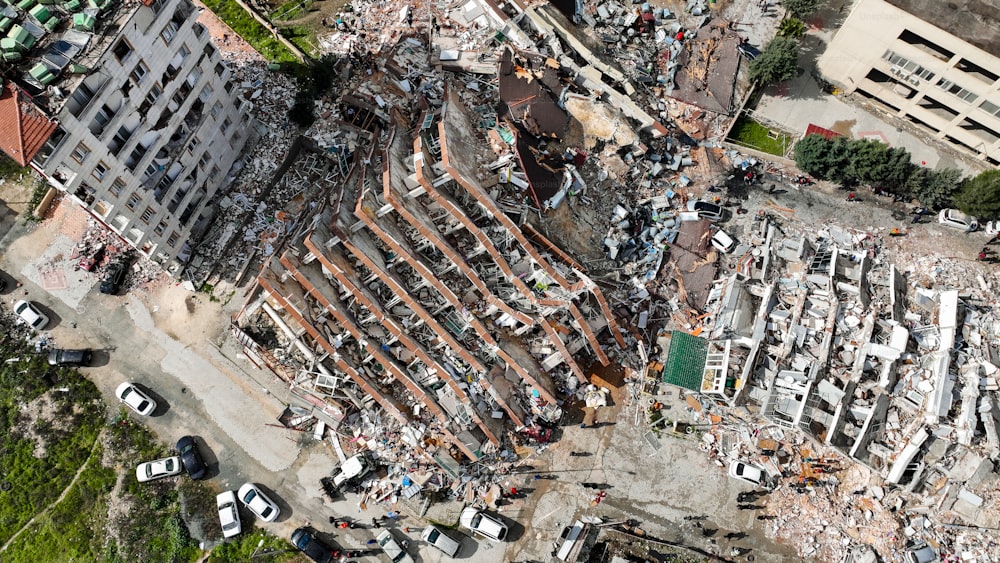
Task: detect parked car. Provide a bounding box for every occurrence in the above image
[291,527,338,563]
[14,300,49,331]
[459,507,508,542]
[135,456,182,483]
[177,435,208,479]
[238,483,280,522]
[728,460,767,487]
[376,530,414,563]
[421,524,462,557]
[687,200,725,222]
[115,382,156,416]
[100,261,127,295]
[711,229,737,254]
[47,348,93,366]
[216,490,242,538]
[985,220,999,236]
[938,208,977,231]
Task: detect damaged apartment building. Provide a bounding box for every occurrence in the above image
[662,215,1000,533]
[0,0,249,272]
[233,83,625,472]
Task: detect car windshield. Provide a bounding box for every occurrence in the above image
[259,505,273,518]
[427,529,440,542]
[243,489,257,503]
[164,459,175,471]
[471,514,482,528]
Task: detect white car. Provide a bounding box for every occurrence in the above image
[421,524,462,557]
[135,456,182,482]
[14,300,49,331]
[376,530,414,563]
[985,220,999,236]
[216,490,242,538]
[459,507,508,542]
[711,229,737,254]
[115,382,156,416]
[238,483,280,522]
[728,460,767,487]
[938,208,977,231]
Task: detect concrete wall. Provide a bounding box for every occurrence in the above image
[818,0,1000,165]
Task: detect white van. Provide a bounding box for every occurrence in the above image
[332,454,372,488]
[421,525,462,557]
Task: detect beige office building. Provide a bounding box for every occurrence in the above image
[818,0,1000,166]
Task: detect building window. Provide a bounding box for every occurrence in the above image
[198,84,214,103]
[935,78,979,103]
[145,83,162,105]
[110,127,133,157]
[220,117,231,134]
[131,61,149,83]
[882,51,934,83]
[160,19,180,43]
[92,161,109,181]
[187,136,200,155]
[981,100,1000,118]
[187,66,203,86]
[154,220,168,236]
[126,193,140,210]
[70,142,90,163]
[203,43,216,59]
[112,39,132,62]
[210,165,220,180]
[166,232,179,247]
[178,43,190,61]
[209,100,222,119]
[141,163,157,181]
[192,22,205,38]
[110,177,126,197]
[198,152,211,169]
[140,206,156,224]
[148,0,167,14]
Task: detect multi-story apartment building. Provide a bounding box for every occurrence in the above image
[0,0,249,271]
[237,85,625,470]
[818,0,1000,166]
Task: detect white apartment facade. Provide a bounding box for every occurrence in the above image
[818,0,1000,166]
[3,0,249,272]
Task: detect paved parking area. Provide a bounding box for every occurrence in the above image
[750,0,986,176]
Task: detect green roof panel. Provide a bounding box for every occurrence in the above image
[661,331,708,392]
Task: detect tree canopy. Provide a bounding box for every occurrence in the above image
[748,36,800,87]
[783,0,821,18]
[954,170,1000,219]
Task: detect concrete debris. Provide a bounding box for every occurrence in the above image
[92,0,999,557]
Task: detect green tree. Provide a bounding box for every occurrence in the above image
[793,134,833,178]
[953,169,1000,218]
[880,146,914,191]
[777,17,807,38]
[907,168,962,209]
[783,0,821,18]
[748,36,800,87]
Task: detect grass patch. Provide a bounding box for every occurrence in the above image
[199,0,298,63]
[281,25,318,57]
[24,179,49,222]
[270,0,313,21]
[0,154,27,178]
[727,116,794,156]
[208,528,298,562]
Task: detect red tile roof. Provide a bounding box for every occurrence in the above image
[0,82,58,166]
[804,123,844,140]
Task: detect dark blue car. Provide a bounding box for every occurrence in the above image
[176,436,208,479]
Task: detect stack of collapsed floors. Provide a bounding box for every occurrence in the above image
[245,85,624,465]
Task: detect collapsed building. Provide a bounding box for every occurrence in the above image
[233,81,625,472]
[651,213,1000,560]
